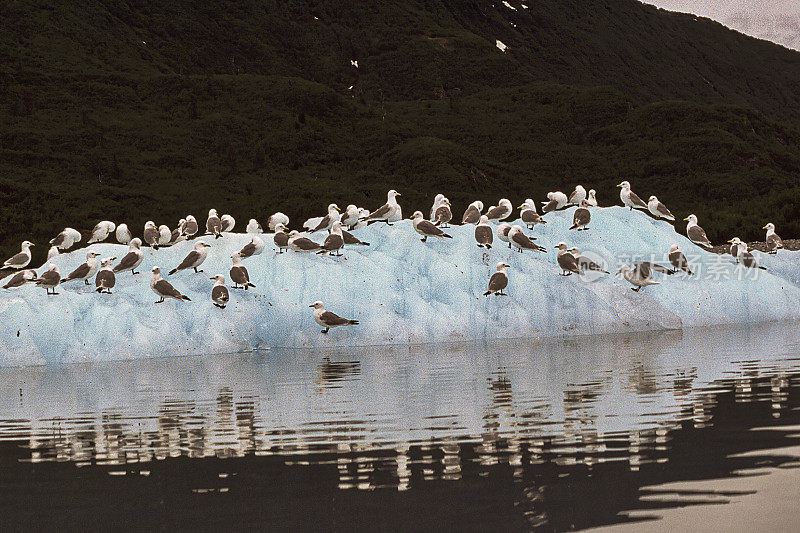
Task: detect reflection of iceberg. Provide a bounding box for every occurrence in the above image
[0,322,797,471]
[1,207,800,363]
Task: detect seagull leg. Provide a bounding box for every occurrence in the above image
[321,328,329,334]
[84,279,89,285]
[155,297,165,303]
[631,287,641,292]
[132,270,139,275]
[421,236,427,242]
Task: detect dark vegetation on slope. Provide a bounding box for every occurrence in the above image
[2,0,800,263]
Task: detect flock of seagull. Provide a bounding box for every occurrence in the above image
[0,182,788,333]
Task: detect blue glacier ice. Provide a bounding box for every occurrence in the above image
[0,205,799,364]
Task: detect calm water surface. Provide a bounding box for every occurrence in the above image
[1,323,800,531]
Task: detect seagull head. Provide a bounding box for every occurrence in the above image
[208,209,218,217]
[763,223,775,231]
[328,203,340,213]
[728,237,743,245]
[21,240,34,249]
[554,242,568,250]
[496,262,510,270]
[519,198,534,210]
[616,265,631,275]
[478,215,489,224]
[100,257,116,267]
[130,238,142,248]
[309,301,324,309]
[388,189,400,199]
[569,247,580,255]
[669,244,679,253]
[210,274,225,282]
[588,189,596,197]
[617,180,631,189]
[275,223,287,233]
[186,215,196,222]
[473,200,484,211]
[684,214,698,224]
[649,195,657,202]
[145,221,156,229]
[195,241,211,249]
[151,266,161,275]
[87,252,100,259]
[410,211,424,220]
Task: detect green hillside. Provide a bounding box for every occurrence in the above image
[2,0,800,262]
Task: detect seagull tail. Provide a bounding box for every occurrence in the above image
[169,268,178,275]
[347,319,359,326]
[569,223,578,230]
[181,295,191,301]
[443,234,453,239]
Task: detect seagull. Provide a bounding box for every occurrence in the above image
[763,223,783,254]
[210,275,230,308]
[113,238,144,275]
[221,214,236,233]
[586,189,598,207]
[87,221,116,244]
[3,269,36,290]
[475,215,493,248]
[3,241,34,270]
[206,209,222,238]
[150,267,191,303]
[230,253,255,289]
[570,200,591,231]
[568,185,587,205]
[430,194,447,220]
[520,199,545,229]
[95,257,117,293]
[617,181,648,210]
[648,196,675,221]
[289,233,323,253]
[341,229,370,247]
[273,224,292,253]
[569,247,609,274]
[307,203,341,232]
[36,264,61,295]
[485,199,513,222]
[182,215,199,238]
[668,244,692,275]
[319,221,345,256]
[309,301,359,334]
[116,223,132,244]
[497,222,512,248]
[462,201,484,225]
[341,205,361,229]
[555,242,580,276]
[169,241,211,275]
[411,211,452,242]
[484,262,510,296]
[169,224,186,246]
[433,199,452,227]
[157,225,172,246]
[730,238,766,270]
[62,251,101,285]
[617,264,660,292]
[246,218,263,234]
[509,225,546,253]
[238,236,266,259]
[684,214,712,249]
[46,246,59,261]
[729,238,740,262]
[363,189,402,225]
[50,228,81,250]
[143,221,160,248]
[541,191,568,213]
[267,212,290,232]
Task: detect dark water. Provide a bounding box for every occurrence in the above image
[1,323,800,531]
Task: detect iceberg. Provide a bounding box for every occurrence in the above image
[0,206,799,365]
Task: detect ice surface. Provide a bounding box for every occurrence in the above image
[1,206,799,364]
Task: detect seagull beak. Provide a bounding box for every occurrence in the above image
[616,183,622,187]
[396,193,401,196]
[308,304,315,307]
[336,207,341,212]
[762,225,768,229]
[683,217,689,221]
[727,238,733,243]
[210,277,216,280]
